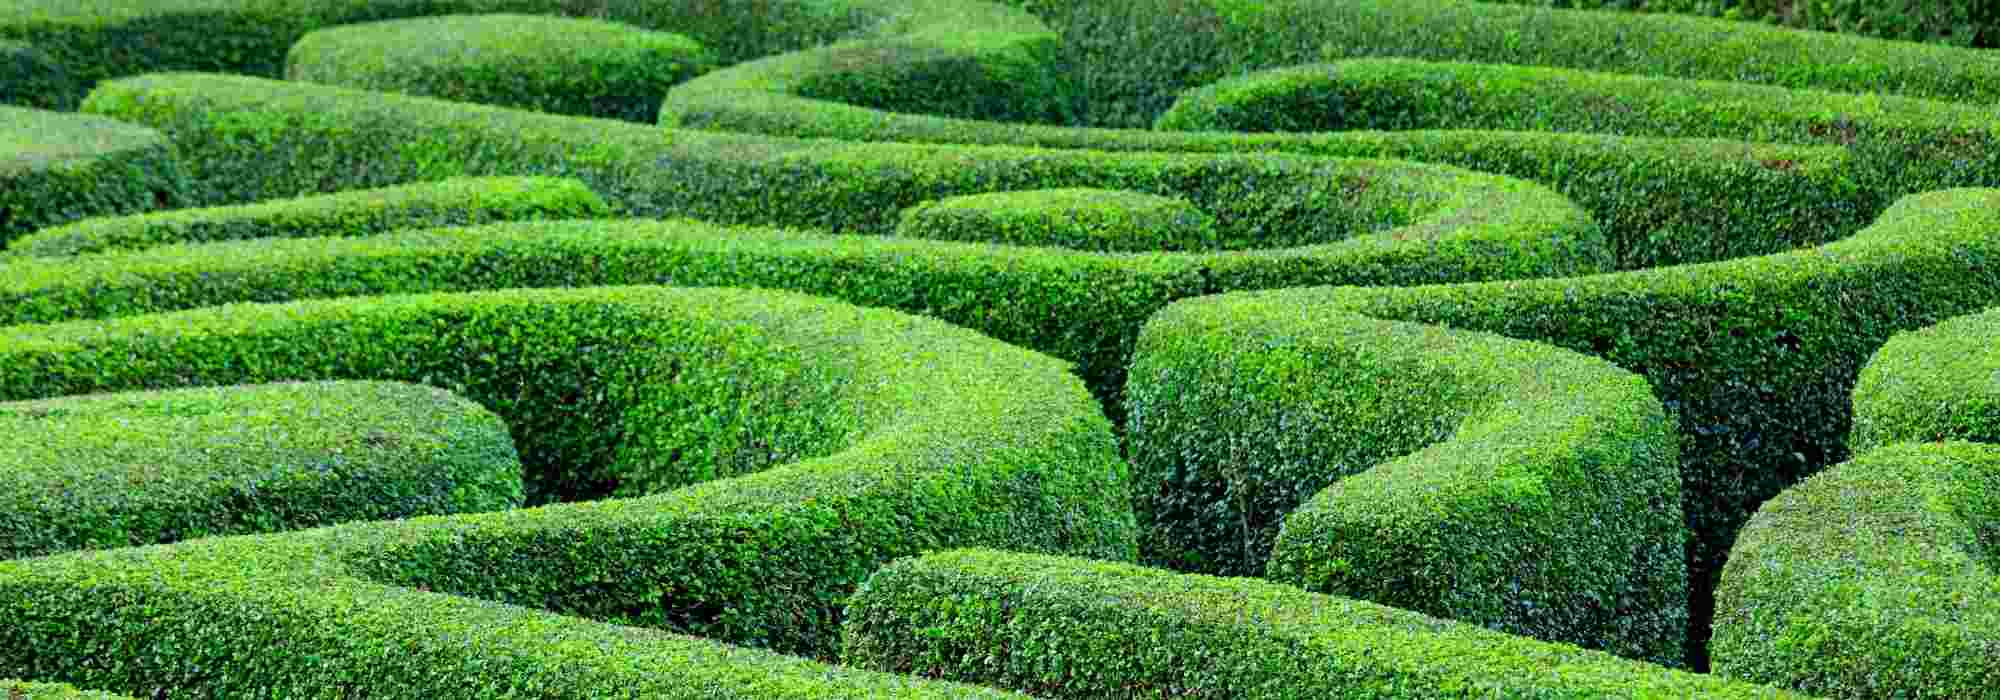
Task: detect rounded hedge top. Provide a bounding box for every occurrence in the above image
[896,188,1220,252]
[0,105,187,248]
[286,13,714,122]
[0,105,164,172]
[1852,305,2000,452]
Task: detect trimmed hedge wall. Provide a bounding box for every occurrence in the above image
[1125,300,1684,663]
[841,550,1803,699]
[1162,187,2000,665]
[0,41,71,108]
[6,176,608,258]
[0,106,188,249]
[0,381,524,559]
[1712,442,2000,698]
[1850,306,2000,451]
[1479,0,1996,49]
[286,14,715,122]
[895,188,1220,252]
[1152,58,2000,198]
[0,681,135,699]
[0,286,1135,677]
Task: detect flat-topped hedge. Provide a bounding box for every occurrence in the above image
[0,286,1134,675]
[287,14,715,122]
[1713,442,2000,698]
[1160,187,2000,664]
[842,550,1804,699]
[1125,299,1684,663]
[0,106,188,249]
[895,188,1221,252]
[1850,306,2000,451]
[0,381,524,559]
[5,176,607,258]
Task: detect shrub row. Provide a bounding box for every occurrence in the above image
[1158,187,2000,665]
[1124,302,1684,663]
[0,286,1135,676]
[0,40,70,108]
[0,0,1044,110]
[1712,442,2000,698]
[1153,58,2000,199]
[841,550,1802,699]
[0,680,134,699]
[0,381,524,560]
[286,14,715,123]
[5,176,608,258]
[0,106,188,249]
[1849,306,2000,452]
[1478,0,1996,49]
[664,44,1866,269]
[896,189,1217,252]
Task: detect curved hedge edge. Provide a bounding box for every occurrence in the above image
[6,176,609,258]
[0,40,72,109]
[0,285,1135,663]
[896,188,1220,252]
[1151,58,2000,199]
[1473,0,1996,49]
[1712,441,2000,698]
[1125,301,1685,664]
[1156,187,2000,666]
[0,381,525,560]
[841,549,1807,699]
[0,680,136,699]
[1851,305,2000,451]
[0,106,189,249]
[286,14,715,123]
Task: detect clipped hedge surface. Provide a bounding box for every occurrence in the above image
[1169,187,2000,664]
[842,550,1803,699]
[0,286,1135,675]
[1850,306,2000,452]
[286,14,714,122]
[1125,301,1685,663]
[0,40,71,109]
[0,381,524,560]
[6,176,608,258]
[1480,0,1997,49]
[895,188,1220,252]
[1712,442,2000,698]
[0,106,188,249]
[0,680,135,700]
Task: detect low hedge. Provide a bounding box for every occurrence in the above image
[895,188,1220,252]
[0,40,70,109]
[0,286,1135,675]
[1850,306,2000,451]
[1479,0,1996,49]
[1712,442,2000,698]
[6,176,608,258]
[286,14,714,123]
[1153,58,2000,197]
[666,51,1865,269]
[1156,187,2000,666]
[1125,301,1684,663]
[0,381,524,560]
[0,681,134,699]
[0,106,188,250]
[841,550,1804,699]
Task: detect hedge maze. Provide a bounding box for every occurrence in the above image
[3,0,1999,697]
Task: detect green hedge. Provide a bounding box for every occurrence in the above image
[0,106,188,250]
[286,14,714,123]
[0,0,1041,110]
[842,550,1804,699]
[0,41,71,108]
[1157,187,2000,665]
[1477,0,1996,49]
[1152,58,2000,198]
[0,680,135,699]
[665,45,1866,270]
[1125,300,1684,663]
[0,286,1134,677]
[1850,306,2000,451]
[0,381,524,560]
[6,176,608,258]
[1712,442,2000,698]
[895,188,1220,252]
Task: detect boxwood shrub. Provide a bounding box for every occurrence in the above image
[895,188,1220,252]
[0,381,524,559]
[1125,300,1684,663]
[1712,442,2000,698]
[5,176,608,258]
[1158,187,2000,665]
[0,285,1135,676]
[286,14,715,122]
[1479,0,1996,49]
[0,106,188,249]
[841,550,1803,699]
[1849,305,2000,451]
